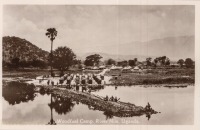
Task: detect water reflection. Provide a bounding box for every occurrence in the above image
[3,81,155,123]
[104,111,114,120]
[47,93,75,125]
[88,85,105,92]
[50,94,75,115]
[2,81,194,125]
[47,94,56,125]
[39,87,52,96]
[2,81,36,105]
[146,113,151,121]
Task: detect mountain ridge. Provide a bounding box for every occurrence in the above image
[2,35,194,63]
[3,36,49,63]
[77,35,194,61]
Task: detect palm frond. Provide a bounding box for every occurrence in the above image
[46,28,57,40]
[46,32,50,36]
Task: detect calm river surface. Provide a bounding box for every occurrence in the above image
[2,84,194,125]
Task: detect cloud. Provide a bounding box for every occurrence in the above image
[3,5,195,55]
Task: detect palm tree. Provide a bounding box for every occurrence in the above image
[47,94,56,125]
[46,28,57,76]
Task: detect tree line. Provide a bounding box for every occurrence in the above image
[3,28,194,73]
[4,47,194,71]
[3,47,195,70]
[3,58,47,69]
[105,57,194,68]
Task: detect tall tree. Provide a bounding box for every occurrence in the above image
[52,46,76,75]
[154,58,158,67]
[160,56,167,65]
[165,58,170,66]
[146,57,152,66]
[84,54,102,66]
[46,28,57,76]
[177,59,184,67]
[155,56,169,66]
[128,60,136,66]
[106,58,116,65]
[185,58,194,68]
[117,60,128,67]
[134,58,138,65]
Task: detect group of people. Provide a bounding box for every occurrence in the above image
[145,102,152,111]
[104,95,120,102]
[47,79,55,86]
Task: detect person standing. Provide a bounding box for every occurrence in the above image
[51,80,54,86]
[47,80,50,85]
[81,75,86,92]
[75,75,80,91]
[66,75,71,89]
[100,74,104,80]
[88,76,93,85]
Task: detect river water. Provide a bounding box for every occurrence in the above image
[2,83,194,125]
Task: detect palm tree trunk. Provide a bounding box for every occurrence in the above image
[51,40,53,76]
[49,94,54,125]
[50,94,53,120]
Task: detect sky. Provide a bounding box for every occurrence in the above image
[3,5,194,55]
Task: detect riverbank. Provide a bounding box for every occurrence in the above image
[2,79,194,125]
[3,68,195,87]
[2,69,102,79]
[36,84,159,117]
[2,80,159,118]
[2,68,193,120]
[3,69,49,78]
[106,68,195,86]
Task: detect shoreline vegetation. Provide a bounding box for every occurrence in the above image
[3,36,195,88]
[2,81,159,118]
[3,67,195,87]
[106,68,194,86]
[2,67,194,118]
[38,85,159,117]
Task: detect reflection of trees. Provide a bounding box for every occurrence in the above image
[48,94,56,125]
[104,111,114,120]
[49,94,75,115]
[39,87,46,95]
[47,94,75,125]
[3,81,36,105]
[146,113,151,120]
[88,85,104,92]
[39,87,51,96]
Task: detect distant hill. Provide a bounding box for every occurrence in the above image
[3,36,49,63]
[118,35,194,61]
[77,35,194,61]
[3,35,194,65]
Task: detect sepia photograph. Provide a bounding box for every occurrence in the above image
[1,3,197,126]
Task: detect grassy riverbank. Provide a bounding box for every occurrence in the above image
[3,68,195,86]
[37,84,158,117]
[3,69,50,79]
[3,68,102,78]
[2,80,159,117]
[106,68,195,86]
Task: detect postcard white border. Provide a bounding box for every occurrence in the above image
[0,0,200,130]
